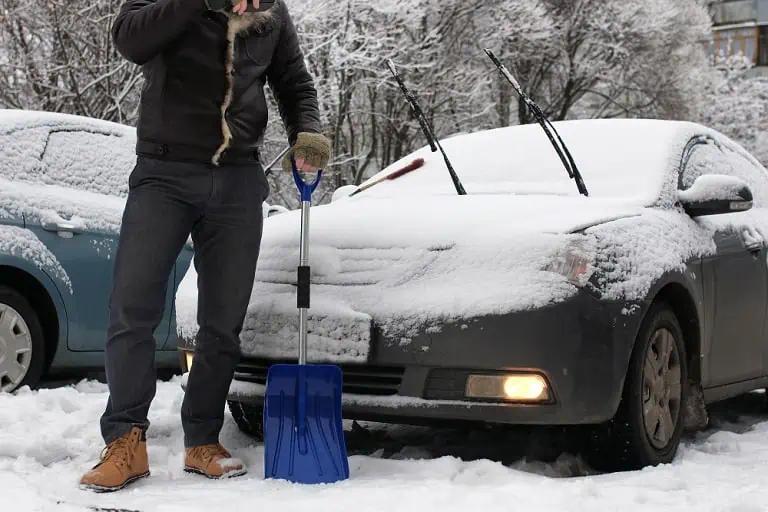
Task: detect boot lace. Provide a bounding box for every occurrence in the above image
[188,444,229,467]
[99,432,137,470]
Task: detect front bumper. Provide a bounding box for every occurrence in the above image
[180,291,643,426]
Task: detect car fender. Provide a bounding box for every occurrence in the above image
[614,264,704,400]
[0,253,70,365]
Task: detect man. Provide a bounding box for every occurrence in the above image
[79,0,330,492]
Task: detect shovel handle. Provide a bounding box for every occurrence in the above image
[293,157,323,367]
[292,157,323,203]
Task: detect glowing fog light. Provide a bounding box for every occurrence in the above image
[465,374,550,402]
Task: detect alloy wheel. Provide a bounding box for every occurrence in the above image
[642,327,682,449]
[0,302,33,392]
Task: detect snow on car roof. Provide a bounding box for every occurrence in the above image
[358,119,716,206]
[0,108,133,136]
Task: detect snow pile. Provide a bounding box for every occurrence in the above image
[2,379,768,512]
[678,175,750,203]
[0,225,71,292]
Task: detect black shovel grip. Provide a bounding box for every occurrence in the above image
[297,266,310,308]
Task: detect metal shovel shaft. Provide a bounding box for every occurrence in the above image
[298,200,310,365]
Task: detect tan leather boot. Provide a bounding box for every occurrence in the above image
[184,443,246,479]
[79,426,150,492]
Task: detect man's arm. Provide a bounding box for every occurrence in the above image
[112,0,208,65]
[266,3,321,145]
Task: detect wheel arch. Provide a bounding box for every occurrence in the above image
[647,281,702,384]
[0,264,64,371]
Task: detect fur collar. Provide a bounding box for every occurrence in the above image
[211,1,282,165]
[225,2,280,35]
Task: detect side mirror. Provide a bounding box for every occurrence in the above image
[678,174,753,217]
[331,185,357,202]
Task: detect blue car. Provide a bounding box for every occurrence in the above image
[0,110,194,392]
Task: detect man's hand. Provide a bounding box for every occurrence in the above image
[232,0,259,15]
[282,132,332,174]
[294,157,318,173]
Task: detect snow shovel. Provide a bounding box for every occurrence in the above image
[263,159,350,484]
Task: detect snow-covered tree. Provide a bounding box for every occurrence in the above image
[499,0,712,124]
[0,0,140,122]
[2,0,763,201]
[693,55,768,166]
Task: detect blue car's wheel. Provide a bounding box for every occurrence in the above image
[0,286,45,392]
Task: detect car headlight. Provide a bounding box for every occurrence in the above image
[546,238,595,287]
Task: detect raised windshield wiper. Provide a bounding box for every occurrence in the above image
[386,59,467,196]
[484,49,589,197]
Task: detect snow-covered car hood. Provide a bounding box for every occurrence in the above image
[263,193,643,248]
[176,193,645,363]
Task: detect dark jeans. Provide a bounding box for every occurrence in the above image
[100,155,269,447]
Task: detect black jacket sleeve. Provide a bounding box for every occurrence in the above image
[112,0,208,65]
[266,2,321,145]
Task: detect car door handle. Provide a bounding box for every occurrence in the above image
[41,219,83,238]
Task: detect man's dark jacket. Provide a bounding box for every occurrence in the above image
[112,0,320,165]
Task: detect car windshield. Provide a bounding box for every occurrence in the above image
[356,119,692,206]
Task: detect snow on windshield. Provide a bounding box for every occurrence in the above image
[357,119,709,205]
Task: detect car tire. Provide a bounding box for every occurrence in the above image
[228,400,264,441]
[0,285,46,393]
[585,302,688,471]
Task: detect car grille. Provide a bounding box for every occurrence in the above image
[234,357,405,396]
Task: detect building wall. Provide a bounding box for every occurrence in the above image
[710,0,758,25]
[758,0,768,22]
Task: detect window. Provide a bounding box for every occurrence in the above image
[711,26,760,64]
[759,26,768,66]
[0,127,48,182]
[40,130,135,198]
[682,138,768,206]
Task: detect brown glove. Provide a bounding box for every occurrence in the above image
[282,132,332,173]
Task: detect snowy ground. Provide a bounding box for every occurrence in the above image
[2,378,768,512]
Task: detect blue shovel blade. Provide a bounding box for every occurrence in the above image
[263,364,350,484]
